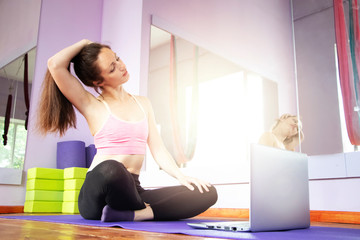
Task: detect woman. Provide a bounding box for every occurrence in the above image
[37,39,217,222]
[258,114,304,151]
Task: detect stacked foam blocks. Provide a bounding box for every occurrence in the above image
[25,168,64,212]
[62,167,87,213]
[24,167,87,213]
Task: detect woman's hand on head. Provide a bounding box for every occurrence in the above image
[177,175,211,193]
[81,39,93,45]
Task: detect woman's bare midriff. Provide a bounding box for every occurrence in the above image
[88,154,145,174]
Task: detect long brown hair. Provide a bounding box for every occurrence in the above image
[37,43,110,136]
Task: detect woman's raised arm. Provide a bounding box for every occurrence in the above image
[47,39,95,114]
[37,40,99,136]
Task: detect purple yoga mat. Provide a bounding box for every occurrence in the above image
[2,215,360,240]
[57,141,86,169]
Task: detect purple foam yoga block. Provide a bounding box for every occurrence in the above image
[85,144,97,168]
[57,141,86,169]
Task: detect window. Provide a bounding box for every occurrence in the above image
[184,72,266,169]
[0,117,27,169]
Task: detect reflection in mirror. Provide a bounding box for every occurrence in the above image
[0,48,35,171]
[258,113,303,151]
[148,26,279,169]
[292,0,360,155]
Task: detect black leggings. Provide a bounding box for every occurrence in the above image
[78,160,218,220]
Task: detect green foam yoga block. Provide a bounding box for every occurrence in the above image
[62,201,79,213]
[26,190,63,201]
[64,167,88,179]
[63,190,80,202]
[26,179,64,191]
[64,179,85,190]
[24,200,62,213]
[27,168,64,180]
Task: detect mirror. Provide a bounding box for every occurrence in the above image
[292,0,359,155]
[147,25,279,171]
[0,48,36,184]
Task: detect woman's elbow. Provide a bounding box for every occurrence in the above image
[47,57,56,71]
[48,54,64,70]
[47,56,65,71]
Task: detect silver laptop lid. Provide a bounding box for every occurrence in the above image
[249,144,310,232]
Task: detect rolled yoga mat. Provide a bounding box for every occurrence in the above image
[1,215,360,240]
[57,141,86,169]
[85,144,97,168]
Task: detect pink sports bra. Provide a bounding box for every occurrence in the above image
[94,95,148,155]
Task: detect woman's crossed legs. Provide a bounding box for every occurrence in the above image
[78,160,217,221]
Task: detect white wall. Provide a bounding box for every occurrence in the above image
[307,151,360,211]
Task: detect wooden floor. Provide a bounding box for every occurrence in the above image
[1,214,360,240]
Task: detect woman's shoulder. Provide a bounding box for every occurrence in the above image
[131,95,154,115]
[132,94,148,101]
[132,95,152,107]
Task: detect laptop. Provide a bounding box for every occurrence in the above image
[188,143,310,232]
